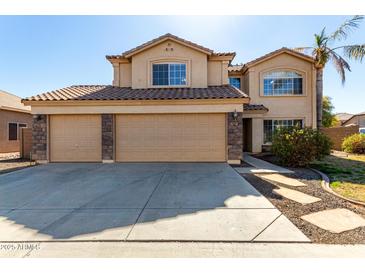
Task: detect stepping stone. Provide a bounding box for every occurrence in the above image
[243,153,294,174]
[273,187,321,204]
[260,174,306,187]
[254,215,310,242]
[301,208,365,233]
[235,167,288,174]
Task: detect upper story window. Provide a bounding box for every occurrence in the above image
[263,71,303,96]
[229,77,241,89]
[152,63,186,86]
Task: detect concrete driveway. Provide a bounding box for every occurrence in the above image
[0,163,309,242]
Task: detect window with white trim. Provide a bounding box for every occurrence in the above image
[263,119,303,143]
[8,123,27,141]
[263,71,303,96]
[152,63,187,86]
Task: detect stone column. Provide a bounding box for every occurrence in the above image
[227,112,243,164]
[102,114,114,163]
[32,114,47,163]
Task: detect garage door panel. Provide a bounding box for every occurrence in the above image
[50,115,101,162]
[116,114,226,162]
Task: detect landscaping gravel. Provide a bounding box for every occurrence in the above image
[241,166,365,244]
[0,158,35,175]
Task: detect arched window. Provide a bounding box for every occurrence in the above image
[263,71,303,96]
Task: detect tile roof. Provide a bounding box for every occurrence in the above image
[0,90,31,112]
[228,65,243,72]
[243,104,268,111]
[341,111,365,125]
[243,47,315,69]
[23,85,248,102]
[213,52,236,57]
[106,34,236,61]
[336,112,353,122]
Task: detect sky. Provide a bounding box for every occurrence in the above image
[0,16,364,114]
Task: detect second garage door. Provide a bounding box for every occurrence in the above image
[115,113,226,162]
[50,115,101,162]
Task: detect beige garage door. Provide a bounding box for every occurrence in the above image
[50,115,101,162]
[116,114,226,162]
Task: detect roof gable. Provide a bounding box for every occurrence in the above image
[243,47,315,71]
[122,33,214,58]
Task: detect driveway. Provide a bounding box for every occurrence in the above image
[0,163,309,242]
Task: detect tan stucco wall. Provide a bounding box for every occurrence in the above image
[119,63,132,87]
[208,61,222,86]
[343,115,365,127]
[130,40,208,89]
[0,109,32,153]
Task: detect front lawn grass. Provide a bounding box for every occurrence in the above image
[311,153,365,202]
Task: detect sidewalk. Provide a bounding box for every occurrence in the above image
[235,153,294,174]
[1,242,364,258]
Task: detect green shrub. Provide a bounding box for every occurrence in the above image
[342,133,365,154]
[272,127,332,167]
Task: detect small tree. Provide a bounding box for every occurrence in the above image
[272,127,332,167]
[322,96,338,127]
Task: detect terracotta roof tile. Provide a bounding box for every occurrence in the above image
[228,65,243,72]
[213,52,236,56]
[23,85,248,102]
[243,104,268,111]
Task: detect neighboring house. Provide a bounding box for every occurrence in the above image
[23,33,316,163]
[341,112,365,128]
[0,90,32,153]
[336,112,353,125]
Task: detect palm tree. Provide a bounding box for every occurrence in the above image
[295,15,365,128]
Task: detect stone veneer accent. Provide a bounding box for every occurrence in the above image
[102,114,114,161]
[227,112,243,162]
[32,114,47,161]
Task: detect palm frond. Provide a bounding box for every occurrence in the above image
[315,28,328,47]
[329,50,351,85]
[330,15,364,41]
[343,44,365,62]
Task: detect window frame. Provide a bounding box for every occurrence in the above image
[263,119,304,144]
[151,61,188,87]
[8,122,28,141]
[229,77,241,89]
[260,69,306,97]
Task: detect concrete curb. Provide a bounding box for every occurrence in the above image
[310,168,365,207]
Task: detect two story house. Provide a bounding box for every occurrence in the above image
[23,33,316,164]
